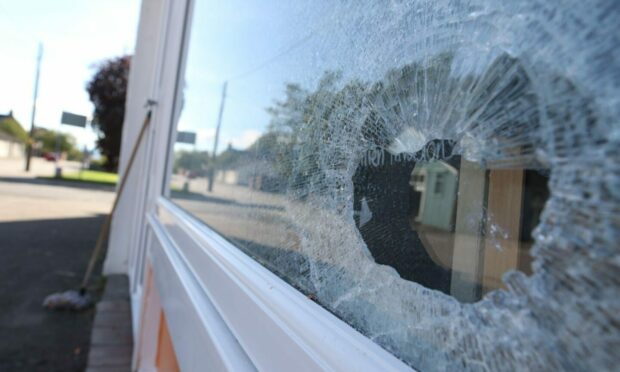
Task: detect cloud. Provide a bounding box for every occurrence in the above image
[228,129,261,150]
[195,127,216,148]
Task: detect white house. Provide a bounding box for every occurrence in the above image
[0,112,25,159]
[0,132,24,159]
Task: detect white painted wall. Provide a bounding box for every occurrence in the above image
[103,0,169,275]
[0,139,24,159]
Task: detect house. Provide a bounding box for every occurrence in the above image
[0,111,26,159]
[100,0,619,371]
[410,160,459,231]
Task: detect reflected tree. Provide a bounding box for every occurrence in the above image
[174,150,210,177]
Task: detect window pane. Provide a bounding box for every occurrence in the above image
[167,1,616,369]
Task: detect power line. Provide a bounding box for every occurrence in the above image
[227,32,316,82]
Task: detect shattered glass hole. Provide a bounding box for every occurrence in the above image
[166,0,618,368]
[353,140,549,302]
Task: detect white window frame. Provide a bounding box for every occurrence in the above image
[133,0,416,370]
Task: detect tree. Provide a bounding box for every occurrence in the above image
[0,113,28,142]
[32,127,83,160]
[174,150,210,177]
[86,55,131,171]
[214,144,247,170]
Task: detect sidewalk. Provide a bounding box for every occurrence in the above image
[86,275,133,372]
[0,164,114,371]
[0,157,82,179]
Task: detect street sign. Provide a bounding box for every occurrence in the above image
[61,111,87,128]
[176,131,197,144]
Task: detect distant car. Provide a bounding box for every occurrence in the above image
[43,152,57,161]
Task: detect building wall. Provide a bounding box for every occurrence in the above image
[418,163,458,231]
[0,138,24,159]
[104,0,170,276]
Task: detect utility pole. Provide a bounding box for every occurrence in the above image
[25,43,43,172]
[208,81,227,192]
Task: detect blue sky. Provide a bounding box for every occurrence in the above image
[176,0,344,153]
[0,0,140,149]
[174,0,428,154]
[177,1,311,152]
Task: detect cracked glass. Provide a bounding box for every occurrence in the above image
[166,0,619,369]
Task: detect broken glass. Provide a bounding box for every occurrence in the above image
[167,0,620,369]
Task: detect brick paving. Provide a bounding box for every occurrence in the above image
[86,275,133,372]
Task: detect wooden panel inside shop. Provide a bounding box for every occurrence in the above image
[481,169,524,294]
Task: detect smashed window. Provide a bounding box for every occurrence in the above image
[353,141,549,301]
[167,0,619,370]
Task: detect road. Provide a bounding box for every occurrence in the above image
[0,157,83,179]
[0,160,114,371]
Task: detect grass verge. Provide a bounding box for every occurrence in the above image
[40,170,118,186]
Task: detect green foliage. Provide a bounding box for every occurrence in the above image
[86,55,131,171]
[260,61,454,195]
[33,127,74,152]
[213,145,247,169]
[261,73,356,189]
[174,150,210,176]
[88,157,107,171]
[0,116,28,142]
[67,147,85,161]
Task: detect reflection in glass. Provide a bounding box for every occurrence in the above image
[163,0,612,369]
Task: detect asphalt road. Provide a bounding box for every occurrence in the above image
[0,169,114,372]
